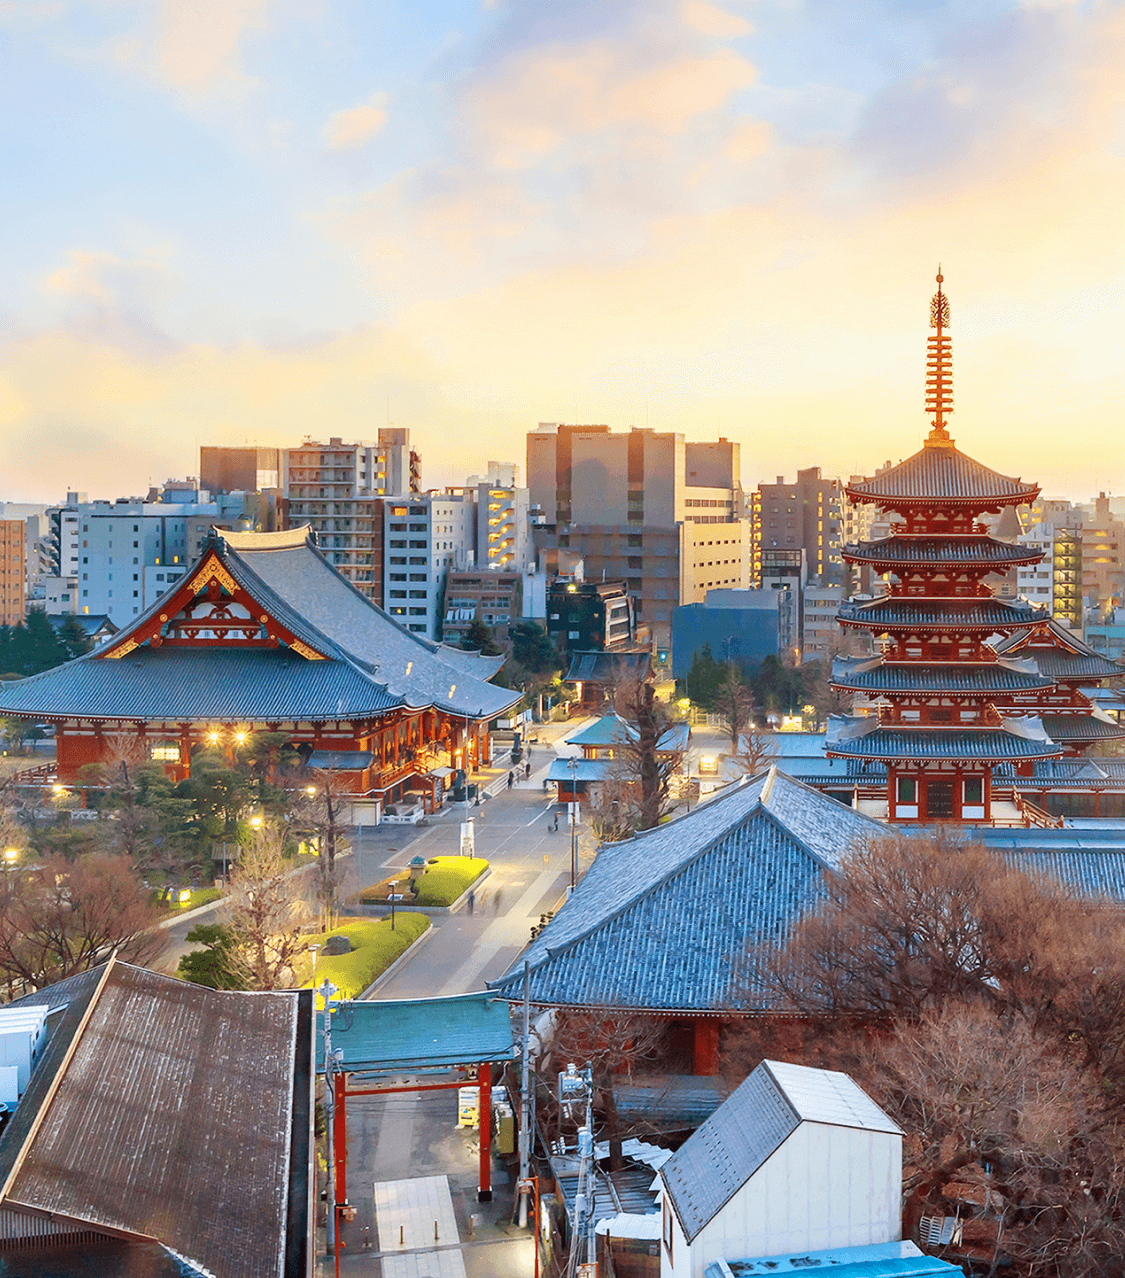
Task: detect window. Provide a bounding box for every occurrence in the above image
[964,777,984,805]
[897,777,916,804]
[663,1202,674,1261]
[150,743,181,762]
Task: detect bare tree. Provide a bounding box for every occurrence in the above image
[731,726,777,778]
[0,853,165,992]
[288,771,351,929]
[613,677,685,831]
[712,664,756,749]
[225,828,312,990]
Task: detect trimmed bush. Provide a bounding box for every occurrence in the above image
[305,914,429,998]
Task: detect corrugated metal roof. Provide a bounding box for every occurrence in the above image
[614,1076,734,1128]
[0,646,400,721]
[489,771,884,1012]
[660,1060,897,1243]
[843,536,1039,567]
[715,1240,961,1276]
[838,598,1047,631]
[2,962,302,1278]
[845,441,1037,505]
[322,991,515,1070]
[827,725,1062,761]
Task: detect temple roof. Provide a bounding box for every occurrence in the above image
[1040,713,1125,743]
[826,715,1063,762]
[993,618,1125,682]
[0,528,519,723]
[488,769,883,1013]
[831,656,1053,696]
[843,535,1041,569]
[837,597,1047,632]
[845,439,1038,508]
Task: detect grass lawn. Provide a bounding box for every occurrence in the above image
[154,887,222,912]
[358,856,489,908]
[305,915,430,999]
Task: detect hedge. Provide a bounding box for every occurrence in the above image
[306,914,430,999]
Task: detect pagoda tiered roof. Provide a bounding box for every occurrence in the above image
[826,716,1063,762]
[845,441,1038,508]
[0,526,519,724]
[837,597,1047,632]
[993,618,1125,682]
[831,656,1053,696]
[843,535,1041,569]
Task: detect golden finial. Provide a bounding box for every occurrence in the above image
[925,266,953,445]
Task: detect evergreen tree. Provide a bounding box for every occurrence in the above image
[461,616,501,656]
[509,622,558,675]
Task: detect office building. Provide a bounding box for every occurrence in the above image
[0,520,25,625]
[546,579,634,657]
[199,446,281,495]
[284,430,421,596]
[527,423,748,648]
[1082,492,1124,606]
[750,466,842,586]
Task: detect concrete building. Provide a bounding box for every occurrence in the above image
[0,520,25,625]
[284,430,421,596]
[546,578,634,658]
[1082,492,1124,606]
[750,467,842,586]
[442,569,524,647]
[200,445,281,495]
[382,491,474,638]
[527,423,748,648]
[671,589,782,677]
[803,582,846,660]
[461,461,532,573]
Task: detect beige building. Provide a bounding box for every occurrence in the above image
[1082,492,1124,606]
[527,423,748,648]
[0,520,25,625]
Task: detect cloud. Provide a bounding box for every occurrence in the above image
[324,95,388,150]
[680,1,752,39]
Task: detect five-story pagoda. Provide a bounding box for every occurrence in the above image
[826,272,1064,822]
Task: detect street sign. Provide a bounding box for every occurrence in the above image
[459,820,475,857]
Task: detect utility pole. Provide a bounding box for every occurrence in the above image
[518,960,531,1228]
[321,979,339,1258]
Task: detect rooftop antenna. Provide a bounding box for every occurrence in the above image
[925,265,953,446]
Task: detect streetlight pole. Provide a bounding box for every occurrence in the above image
[388,880,397,931]
[321,978,339,1259]
[567,757,578,891]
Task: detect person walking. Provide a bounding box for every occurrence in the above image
[524,761,531,780]
[493,887,503,913]
[467,888,476,914]
[507,770,514,789]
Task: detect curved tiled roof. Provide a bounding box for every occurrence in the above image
[1040,714,1125,743]
[826,726,1063,761]
[831,661,1052,695]
[992,618,1125,681]
[843,535,1041,568]
[846,440,1038,507]
[837,597,1047,632]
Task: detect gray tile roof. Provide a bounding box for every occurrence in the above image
[826,721,1063,761]
[843,535,1039,567]
[845,441,1037,506]
[564,650,652,682]
[1040,714,1125,742]
[838,597,1047,631]
[832,659,1051,694]
[992,619,1125,681]
[488,770,883,1012]
[660,1059,898,1242]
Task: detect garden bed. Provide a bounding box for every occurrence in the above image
[304,915,430,999]
[153,887,222,912]
[358,856,490,908]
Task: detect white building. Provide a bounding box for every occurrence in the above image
[658,1060,912,1278]
[382,492,474,638]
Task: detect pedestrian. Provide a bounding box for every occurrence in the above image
[467,888,475,914]
[552,812,559,833]
[524,761,531,780]
[507,770,514,789]
[493,887,503,913]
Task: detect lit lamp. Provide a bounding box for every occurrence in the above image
[206,730,220,746]
[250,814,263,830]
[233,730,248,745]
[388,880,398,931]
[3,848,18,870]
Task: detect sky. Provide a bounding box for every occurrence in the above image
[1,0,1123,503]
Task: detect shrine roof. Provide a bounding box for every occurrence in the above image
[0,647,401,722]
[992,618,1125,680]
[831,657,1052,695]
[0,528,519,724]
[1040,713,1125,743]
[837,597,1047,631]
[843,535,1040,568]
[845,439,1037,508]
[825,718,1063,762]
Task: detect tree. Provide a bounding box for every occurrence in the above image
[681,644,724,709]
[613,677,685,831]
[461,616,501,656]
[712,663,756,748]
[290,772,351,929]
[509,622,559,676]
[731,726,777,778]
[0,609,70,678]
[177,922,246,990]
[225,828,311,990]
[0,853,165,992]
[57,616,94,661]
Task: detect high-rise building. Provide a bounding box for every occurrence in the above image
[0,520,25,625]
[199,446,281,495]
[1017,522,1083,629]
[284,430,421,596]
[461,461,532,573]
[750,467,842,586]
[1081,492,1124,606]
[381,491,474,638]
[526,423,748,648]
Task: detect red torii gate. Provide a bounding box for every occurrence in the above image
[317,990,516,1251]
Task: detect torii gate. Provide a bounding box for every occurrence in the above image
[316,990,516,1253]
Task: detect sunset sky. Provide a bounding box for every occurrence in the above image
[2,0,1123,503]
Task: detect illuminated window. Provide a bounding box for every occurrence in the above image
[150,743,181,763]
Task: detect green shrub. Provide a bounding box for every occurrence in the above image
[413,857,489,906]
[306,915,429,998]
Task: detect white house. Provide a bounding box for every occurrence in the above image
[658,1060,910,1278]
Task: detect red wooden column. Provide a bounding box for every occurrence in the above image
[334,1072,348,1206]
[693,1021,720,1076]
[477,1061,492,1202]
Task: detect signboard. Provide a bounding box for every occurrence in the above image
[459,820,475,858]
[458,1086,479,1128]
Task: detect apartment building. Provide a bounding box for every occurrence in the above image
[1016,522,1082,628]
[284,430,421,596]
[442,570,524,648]
[382,492,473,638]
[527,423,747,649]
[802,582,846,660]
[750,467,842,586]
[1082,492,1124,606]
[199,446,281,495]
[0,521,24,625]
[460,461,532,573]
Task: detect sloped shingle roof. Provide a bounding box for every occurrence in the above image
[845,441,1037,507]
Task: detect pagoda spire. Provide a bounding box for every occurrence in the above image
[925,265,953,445]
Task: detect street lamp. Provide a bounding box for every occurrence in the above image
[567,757,578,892]
[310,944,320,992]
[388,880,398,931]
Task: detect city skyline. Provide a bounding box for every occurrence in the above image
[2,1,1123,503]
